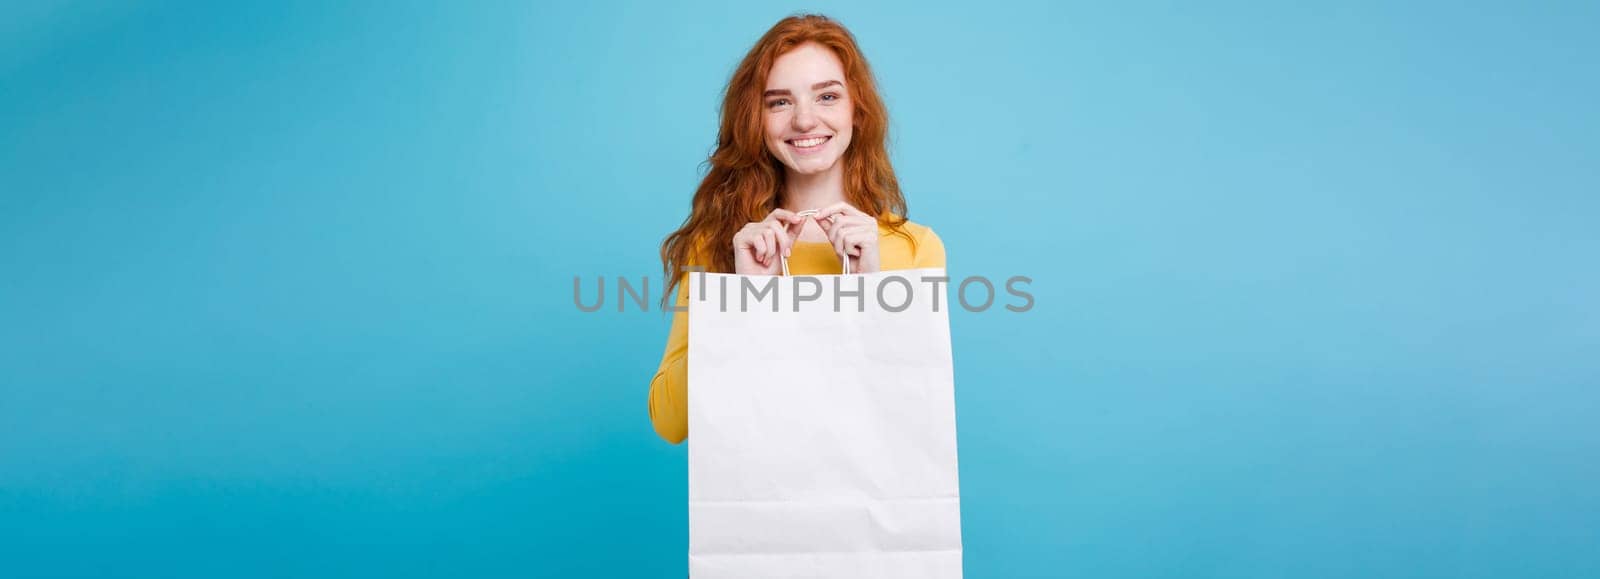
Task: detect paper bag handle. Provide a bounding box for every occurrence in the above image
[779,209,852,276]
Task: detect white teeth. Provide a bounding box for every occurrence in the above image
[791,136,828,148]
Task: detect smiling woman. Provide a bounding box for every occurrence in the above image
[648,14,945,444]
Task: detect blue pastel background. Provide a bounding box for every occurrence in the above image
[2,1,1597,577]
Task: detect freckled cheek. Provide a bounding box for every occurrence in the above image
[825,109,853,131]
[763,112,780,133]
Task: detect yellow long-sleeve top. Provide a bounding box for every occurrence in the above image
[647,219,946,444]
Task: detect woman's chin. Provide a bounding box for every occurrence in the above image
[783,158,842,176]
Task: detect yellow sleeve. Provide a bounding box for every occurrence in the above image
[913,225,947,269]
[647,269,693,444]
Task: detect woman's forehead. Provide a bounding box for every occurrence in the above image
[766,44,846,89]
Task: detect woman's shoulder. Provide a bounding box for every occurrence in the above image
[880,217,946,269]
[880,216,943,245]
[889,218,938,239]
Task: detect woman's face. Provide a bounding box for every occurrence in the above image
[763,42,854,176]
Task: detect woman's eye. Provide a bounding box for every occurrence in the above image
[767,99,790,109]
[820,93,839,103]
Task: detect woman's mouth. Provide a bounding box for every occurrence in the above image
[786,135,831,153]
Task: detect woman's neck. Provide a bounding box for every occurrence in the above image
[779,165,845,213]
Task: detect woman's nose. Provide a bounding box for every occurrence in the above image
[791,103,818,131]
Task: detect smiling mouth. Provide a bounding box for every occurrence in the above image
[786,135,831,149]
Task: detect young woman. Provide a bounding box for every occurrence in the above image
[648,14,946,444]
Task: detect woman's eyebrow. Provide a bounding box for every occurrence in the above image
[763,80,845,98]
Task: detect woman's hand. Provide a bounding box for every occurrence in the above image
[733,208,806,275]
[812,202,882,273]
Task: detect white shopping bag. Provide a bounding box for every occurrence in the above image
[687,263,962,579]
